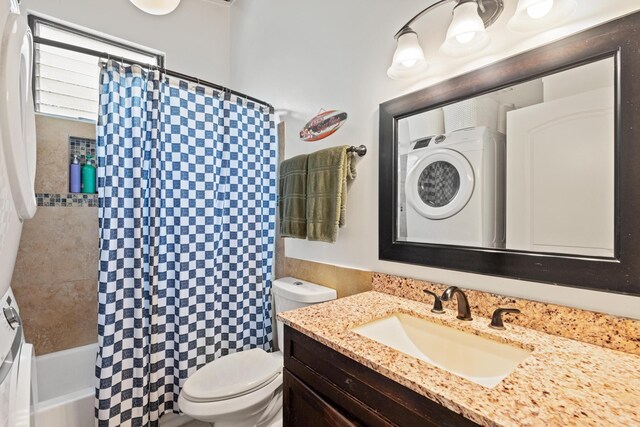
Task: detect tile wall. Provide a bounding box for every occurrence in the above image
[11,115,99,355]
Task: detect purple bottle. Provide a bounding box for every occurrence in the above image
[69,155,81,193]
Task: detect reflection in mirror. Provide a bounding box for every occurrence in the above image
[397,57,614,257]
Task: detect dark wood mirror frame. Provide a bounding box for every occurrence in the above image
[379,11,640,296]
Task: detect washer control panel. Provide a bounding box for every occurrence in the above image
[412,135,446,151]
[434,135,446,144]
[3,307,19,330]
[0,289,21,368]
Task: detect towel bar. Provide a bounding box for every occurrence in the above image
[347,145,367,157]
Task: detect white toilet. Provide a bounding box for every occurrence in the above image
[178,277,337,427]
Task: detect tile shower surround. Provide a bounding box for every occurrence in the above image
[12,116,99,355]
[35,136,98,207]
[68,136,96,165]
[36,193,98,207]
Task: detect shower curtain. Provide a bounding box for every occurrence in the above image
[95,61,277,427]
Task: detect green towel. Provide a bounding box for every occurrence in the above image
[307,145,357,243]
[279,154,309,239]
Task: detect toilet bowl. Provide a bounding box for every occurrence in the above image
[178,277,337,426]
[178,348,283,427]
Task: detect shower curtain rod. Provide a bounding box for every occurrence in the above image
[33,36,274,110]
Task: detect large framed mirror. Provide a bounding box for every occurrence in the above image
[379,11,640,296]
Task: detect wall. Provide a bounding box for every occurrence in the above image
[22,0,231,85]
[11,116,98,355]
[230,0,640,319]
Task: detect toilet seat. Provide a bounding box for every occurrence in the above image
[178,350,284,425]
[181,349,282,403]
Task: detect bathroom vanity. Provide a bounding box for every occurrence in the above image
[279,290,640,427]
[283,326,477,426]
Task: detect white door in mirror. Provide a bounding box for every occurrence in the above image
[506,83,614,257]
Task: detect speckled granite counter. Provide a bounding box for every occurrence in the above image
[278,291,640,427]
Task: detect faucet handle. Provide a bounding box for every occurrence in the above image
[489,308,521,330]
[422,289,444,314]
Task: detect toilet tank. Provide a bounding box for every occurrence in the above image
[272,277,337,351]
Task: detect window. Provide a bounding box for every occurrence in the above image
[29,16,164,122]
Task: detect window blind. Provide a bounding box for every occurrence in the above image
[32,20,161,122]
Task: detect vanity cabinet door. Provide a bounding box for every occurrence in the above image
[284,325,480,427]
[284,370,362,427]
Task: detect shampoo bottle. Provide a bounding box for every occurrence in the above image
[82,155,96,194]
[69,155,81,193]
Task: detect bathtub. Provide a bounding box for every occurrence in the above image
[35,343,96,427]
[35,343,194,427]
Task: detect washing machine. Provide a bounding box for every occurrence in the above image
[404,126,506,248]
[0,288,35,427]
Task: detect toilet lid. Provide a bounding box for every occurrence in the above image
[181,348,282,403]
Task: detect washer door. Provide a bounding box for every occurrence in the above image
[405,148,474,220]
[0,14,37,220]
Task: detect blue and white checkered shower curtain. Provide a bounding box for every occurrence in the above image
[95,61,277,427]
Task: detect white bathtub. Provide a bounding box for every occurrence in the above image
[34,343,194,427]
[35,343,96,427]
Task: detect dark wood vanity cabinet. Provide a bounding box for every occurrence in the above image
[283,325,480,427]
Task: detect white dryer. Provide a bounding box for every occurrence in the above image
[0,0,37,221]
[404,126,506,248]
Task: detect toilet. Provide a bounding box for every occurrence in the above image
[178,277,337,427]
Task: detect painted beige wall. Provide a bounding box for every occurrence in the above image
[11,115,98,355]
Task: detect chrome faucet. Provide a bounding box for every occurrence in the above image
[441,286,472,321]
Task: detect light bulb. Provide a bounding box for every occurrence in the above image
[401,59,417,68]
[455,32,476,44]
[129,0,181,15]
[527,0,554,19]
[508,0,576,32]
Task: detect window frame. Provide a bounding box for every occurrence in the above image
[28,14,165,122]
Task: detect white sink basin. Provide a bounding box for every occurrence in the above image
[351,313,531,388]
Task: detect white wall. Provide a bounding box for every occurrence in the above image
[22,0,231,85]
[230,0,640,319]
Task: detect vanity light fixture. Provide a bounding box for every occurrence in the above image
[388,0,577,80]
[388,0,503,79]
[508,0,577,32]
[129,0,181,15]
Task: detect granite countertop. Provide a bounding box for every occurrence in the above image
[277,291,640,427]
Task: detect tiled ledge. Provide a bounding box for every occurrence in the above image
[373,273,640,356]
[36,193,98,208]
